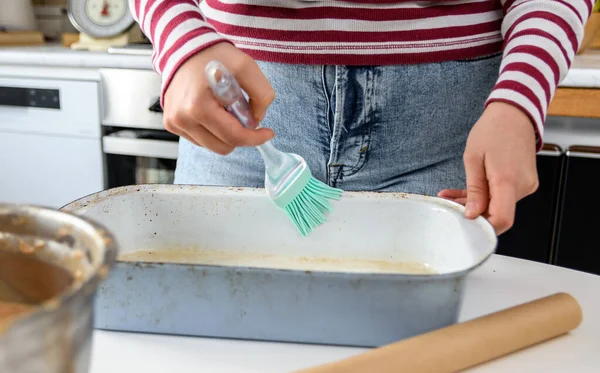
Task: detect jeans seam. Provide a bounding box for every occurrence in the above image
[340,67,374,178]
[320,65,334,185]
[321,65,333,138]
[328,65,345,186]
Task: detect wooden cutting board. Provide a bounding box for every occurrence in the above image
[0,31,45,46]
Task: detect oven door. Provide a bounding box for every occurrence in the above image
[102,129,178,188]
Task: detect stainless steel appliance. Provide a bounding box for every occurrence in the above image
[99,68,178,188]
[553,145,600,275]
[495,143,564,263]
[495,115,600,276]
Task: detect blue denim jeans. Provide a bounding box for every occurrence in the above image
[175,54,502,196]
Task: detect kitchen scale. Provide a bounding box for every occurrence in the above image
[67,0,147,51]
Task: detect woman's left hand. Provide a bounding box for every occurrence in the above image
[438,102,539,235]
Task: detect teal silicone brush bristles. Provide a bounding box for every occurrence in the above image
[276,167,343,236]
[205,60,343,236]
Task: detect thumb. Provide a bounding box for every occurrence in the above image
[464,153,489,219]
[235,60,275,123]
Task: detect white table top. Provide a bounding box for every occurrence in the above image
[89,254,600,373]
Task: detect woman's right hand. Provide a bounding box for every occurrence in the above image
[162,42,275,155]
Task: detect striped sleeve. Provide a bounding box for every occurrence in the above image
[129,0,231,106]
[485,0,595,151]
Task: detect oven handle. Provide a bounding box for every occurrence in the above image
[566,150,600,160]
[565,146,600,160]
[102,136,178,160]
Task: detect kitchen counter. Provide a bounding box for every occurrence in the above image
[547,49,600,119]
[0,44,153,70]
[89,254,600,373]
[561,50,600,88]
[0,44,600,88]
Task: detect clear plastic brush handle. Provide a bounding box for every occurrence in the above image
[205,60,289,175]
[205,60,259,130]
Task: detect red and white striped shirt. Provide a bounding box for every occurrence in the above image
[130,0,594,149]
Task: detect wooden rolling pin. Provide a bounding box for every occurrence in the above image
[296,293,582,373]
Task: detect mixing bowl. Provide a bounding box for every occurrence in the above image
[0,204,118,373]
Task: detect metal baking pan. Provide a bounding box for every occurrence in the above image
[61,185,496,347]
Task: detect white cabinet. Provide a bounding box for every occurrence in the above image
[0,76,104,208]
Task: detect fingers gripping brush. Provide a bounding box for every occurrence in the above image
[205,60,343,236]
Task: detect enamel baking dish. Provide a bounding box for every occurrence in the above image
[62,185,497,347]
